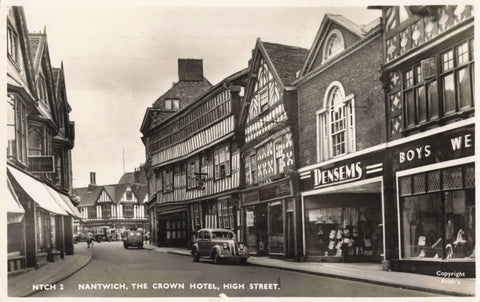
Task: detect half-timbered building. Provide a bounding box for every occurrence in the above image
[7,6,79,272]
[141,67,247,248]
[74,172,149,234]
[238,39,308,259]
[376,5,475,277]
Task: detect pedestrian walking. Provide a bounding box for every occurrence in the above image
[87,232,94,248]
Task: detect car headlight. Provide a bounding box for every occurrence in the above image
[222,243,229,250]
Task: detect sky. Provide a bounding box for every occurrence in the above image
[20,1,381,188]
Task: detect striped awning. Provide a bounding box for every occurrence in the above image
[7,179,24,224]
[44,185,82,218]
[7,165,67,215]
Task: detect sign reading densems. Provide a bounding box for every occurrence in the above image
[28,156,55,173]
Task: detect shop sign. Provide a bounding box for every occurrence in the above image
[313,162,362,188]
[258,181,291,201]
[28,156,55,173]
[243,191,259,205]
[246,211,254,227]
[394,129,474,170]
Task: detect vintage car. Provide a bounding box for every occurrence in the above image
[123,230,144,249]
[192,228,249,264]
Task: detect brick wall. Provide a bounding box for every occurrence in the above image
[297,34,385,168]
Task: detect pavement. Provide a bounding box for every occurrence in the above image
[144,244,476,297]
[7,243,93,297]
[6,241,476,297]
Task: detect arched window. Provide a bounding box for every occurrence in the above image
[323,29,345,62]
[316,82,356,161]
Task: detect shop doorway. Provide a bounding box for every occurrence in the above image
[157,211,188,247]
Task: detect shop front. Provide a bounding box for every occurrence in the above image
[388,124,475,277]
[189,195,240,245]
[154,204,189,248]
[241,179,297,259]
[299,151,386,263]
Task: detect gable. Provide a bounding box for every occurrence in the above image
[310,23,362,70]
[7,8,36,97]
[97,189,113,203]
[246,56,281,124]
[301,15,367,76]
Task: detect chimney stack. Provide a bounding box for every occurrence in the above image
[90,172,96,185]
[178,59,204,81]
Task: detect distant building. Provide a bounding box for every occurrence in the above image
[7,6,79,272]
[73,170,149,234]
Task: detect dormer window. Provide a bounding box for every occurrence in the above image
[126,187,132,200]
[165,99,179,111]
[323,29,345,62]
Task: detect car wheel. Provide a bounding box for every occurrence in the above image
[192,249,200,262]
[213,253,221,265]
[139,244,143,249]
[240,258,248,265]
[124,243,128,249]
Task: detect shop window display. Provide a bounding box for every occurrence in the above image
[400,164,475,260]
[268,204,284,254]
[306,206,382,258]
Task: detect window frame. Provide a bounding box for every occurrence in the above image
[163,167,174,193]
[322,29,345,62]
[101,204,111,218]
[187,157,201,189]
[165,99,180,111]
[401,38,474,130]
[123,203,134,218]
[7,94,28,165]
[7,24,19,64]
[316,82,356,162]
[274,138,285,175]
[214,144,231,180]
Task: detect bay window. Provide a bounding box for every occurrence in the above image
[7,94,27,165]
[402,38,474,128]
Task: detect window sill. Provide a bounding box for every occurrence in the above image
[402,109,475,135]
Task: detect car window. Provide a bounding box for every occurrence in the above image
[212,231,233,239]
[198,231,204,239]
[204,232,210,239]
[129,232,135,236]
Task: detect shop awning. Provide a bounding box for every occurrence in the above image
[7,166,67,216]
[7,179,24,224]
[44,185,82,218]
